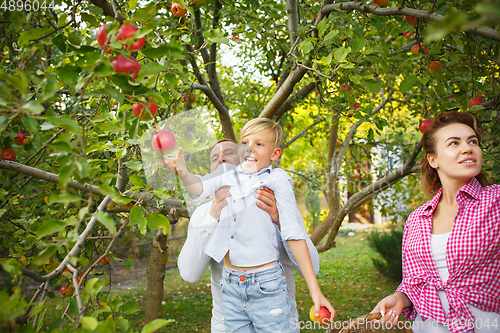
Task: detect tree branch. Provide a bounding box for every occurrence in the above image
[88,0,125,23]
[274,82,318,120]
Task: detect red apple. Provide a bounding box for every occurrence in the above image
[117,24,145,51]
[14,132,26,145]
[339,83,352,91]
[354,163,361,169]
[111,55,141,79]
[405,16,418,26]
[403,32,413,38]
[181,93,196,103]
[171,3,187,17]
[429,61,441,72]
[336,141,342,147]
[373,0,389,7]
[448,95,454,99]
[60,284,74,297]
[411,44,428,55]
[419,119,433,133]
[152,130,176,154]
[468,97,485,108]
[133,102,158,121]
[1,149,16,161]
[353,102,360,109]
[309,305,332,323]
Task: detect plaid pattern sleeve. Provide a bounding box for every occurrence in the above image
[395,177,500,333]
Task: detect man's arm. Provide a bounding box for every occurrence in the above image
[178,188,231,283]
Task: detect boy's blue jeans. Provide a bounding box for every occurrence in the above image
[220,264,299,333]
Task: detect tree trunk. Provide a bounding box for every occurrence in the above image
[145,231,169,324]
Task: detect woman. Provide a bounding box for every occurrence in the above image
[372,111,500,333]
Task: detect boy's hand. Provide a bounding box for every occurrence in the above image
[254,188,279,227]
[310,290,336,322]
[163,148,188,179]
[209,186,231,221]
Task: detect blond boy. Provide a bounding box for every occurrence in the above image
[164,118,335,332]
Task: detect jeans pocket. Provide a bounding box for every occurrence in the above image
[257,275,286,295]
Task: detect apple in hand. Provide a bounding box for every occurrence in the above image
[117,24,145,51]
[152,130,176,154]
[419,119,433,133]
[111,55,141,79]
[309,305,332,323]
[373,0,389,7]
[405,16,418,26]
[468,97,485,108]
[1,149,16,161]
[133,102,158,121]
[171,3,187,17]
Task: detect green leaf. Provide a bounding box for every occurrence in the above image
[129,0,138,9]
[146,213,170,235]
[124,161,143,172]
[94,211,116,235]
[425,10,468,42]
[129,206,145,232]
[99,185,131,205]
[122,301,141,314]
[323,29,339,42]
[129,175,145,188]
[116,316,130,332]
[317,19,328,38]
[367,83,381,94]
[0,115,8,132]
[334,47,351,63]
[351,38,368,53]
[138,62,166,77]
[142,45,171,59]
[141,319,174,333]
[21,114,39,134]
[59,164,76,187]
[31,245,58,266]
[21,101,44,115]
[1,259,22,275]
[93,61,115,77]
[19,28,52,45]
[48,193,82,205]
[80,13,99,27]
[399,75,418,93]
[299,38,315,56]
[80,317,99,331]
[44,117,82,136]
[36,219,68,239]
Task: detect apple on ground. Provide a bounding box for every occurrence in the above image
[111,55,141,79]
[373,0,389,7]
[468,97,485,108]
[309,305,332,323]
[419,119,433,133]
[429,61,441,73]
[14,132,26,145]
[405,16,418,26]
[117,24,145,51]
[133,102,158,121]
[171,3,187,17]
[1,149,16,161]
[152,130,177,154]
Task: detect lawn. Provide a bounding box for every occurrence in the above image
[113,231,400,332]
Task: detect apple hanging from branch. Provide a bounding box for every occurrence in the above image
[111,55,141,79]
[133,102,158,121]
[117,24,146,51]
[171,3,187,17]
[419,119,433,133]
[468,97,485,108]
[1,149,16,161]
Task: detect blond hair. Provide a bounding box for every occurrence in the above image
[238,118,283,148]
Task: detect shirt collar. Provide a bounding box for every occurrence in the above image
[235,164,273,176]
[419,177,483,217]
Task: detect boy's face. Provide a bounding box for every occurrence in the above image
[238,129,281,173]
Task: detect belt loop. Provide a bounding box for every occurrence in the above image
[252,273,255,284]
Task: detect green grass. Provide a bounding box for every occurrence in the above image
[113,233,399,332]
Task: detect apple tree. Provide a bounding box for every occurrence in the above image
[0,0,499,331]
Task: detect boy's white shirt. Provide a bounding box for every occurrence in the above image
[178,201,320,333]
[189,163,306,267]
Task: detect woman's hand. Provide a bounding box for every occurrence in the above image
[371,292,411,326]
[209,186,231,221]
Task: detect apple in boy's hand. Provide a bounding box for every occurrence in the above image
[152,130,176,154]
[309,305,332,323]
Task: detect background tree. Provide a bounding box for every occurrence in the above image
[0,0,499,331]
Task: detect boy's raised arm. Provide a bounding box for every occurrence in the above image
[162,148,203,196]
[287,239,336,322]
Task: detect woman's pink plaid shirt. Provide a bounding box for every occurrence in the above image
[396,177,500,333]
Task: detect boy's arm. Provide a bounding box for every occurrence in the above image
[287,239,336,321]
[163,148,202,196]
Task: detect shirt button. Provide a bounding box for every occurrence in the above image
[233,199,236,203]
[231,236,234,239]
[233,218,236,222]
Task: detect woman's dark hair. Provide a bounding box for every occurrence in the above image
[421,111,488,195]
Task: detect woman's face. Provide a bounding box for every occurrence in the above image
[427,123,483,185]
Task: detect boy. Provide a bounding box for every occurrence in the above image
[164,118,335,332]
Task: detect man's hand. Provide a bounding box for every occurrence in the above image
[254,188,279,227]
[209,186,231,221]
[163,148,187,179]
